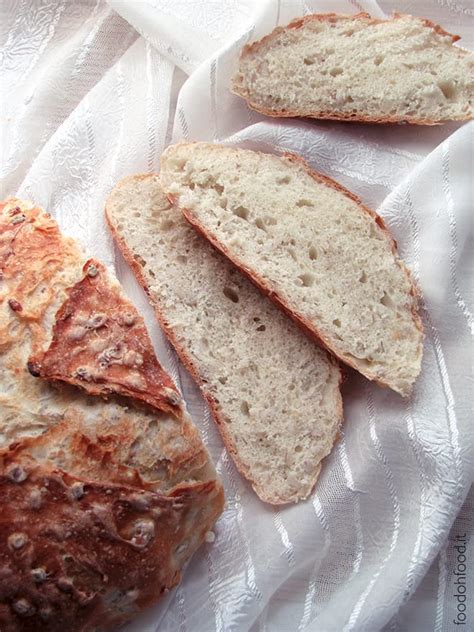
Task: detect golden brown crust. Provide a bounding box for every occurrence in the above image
[233,12,473,126]
[29,258,182,416]
[0,198,209,485]
[0,200,86,358]
[0,454,223,632]
[106,182,343,504]
[173,148,423,396]
[0,198,224,629]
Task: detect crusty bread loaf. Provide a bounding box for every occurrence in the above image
[0,199,223,631]
[160,143,424,397]
[232,12,474,125]
[105,174,343,505]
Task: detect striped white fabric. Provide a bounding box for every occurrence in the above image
[0,1,472,630]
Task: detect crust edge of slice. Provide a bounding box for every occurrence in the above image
[105,173,344,505]
[231,12,473,126]
[162,146,424,397]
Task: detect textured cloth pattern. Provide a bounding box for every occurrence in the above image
[0,1,472,631]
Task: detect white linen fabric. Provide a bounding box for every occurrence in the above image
[1,1,472,631]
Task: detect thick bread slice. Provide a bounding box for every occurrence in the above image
[160,143,424,397]
[0,199,223,631]
[106,174,343,505]
[232,13,474,125]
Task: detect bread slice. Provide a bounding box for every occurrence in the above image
[106,174,343,505]
[232,12,474,124]
[160,143,424,397]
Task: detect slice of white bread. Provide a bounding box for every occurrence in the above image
[232,12,474,124]
[106,174,343,505]
[160,143,424,397]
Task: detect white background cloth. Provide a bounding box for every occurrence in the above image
[1,1,473,631]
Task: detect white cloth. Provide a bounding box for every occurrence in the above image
[1,1,472,631]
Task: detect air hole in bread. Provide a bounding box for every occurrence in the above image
[232,205,250,221]
[294,445,303,453]
[438,80,456,100]
[380,291,396,309]
[369,223,379,238]
[160,219,174,231]
[332,318,341,328]
[241,401,250,416]
[308,246,318,261]
[255,217,267,231]
[359,271,367,283]
[177,255,187,264]
[374,55,384,66]
[330,67,343,77]
[218,376,227,385]
[298,273,314,287]
[256,324,266,332]
[303,56,315,65]
[276,176,291,185]
[133,211,141,218]
[296,199,314,208]
[223,287,239,303]
[288,248,297,261]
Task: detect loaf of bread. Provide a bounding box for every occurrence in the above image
[105,174,343,505]
[0,199,223,631]
[232,12,474,124]
[160,143,424,397]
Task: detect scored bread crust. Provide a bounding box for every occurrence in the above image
[0,456,222,632]
[232,12,474,126]
[105,175,344,505]
[162,143,423,396]
[29,258,183,417]
[0,198,224,630]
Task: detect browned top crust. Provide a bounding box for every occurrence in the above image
[29,258,182,416]
[284,13,459,42]
[0,198,224,630]
[0,457,222,632]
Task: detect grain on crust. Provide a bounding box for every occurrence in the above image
[0,198,223,631]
